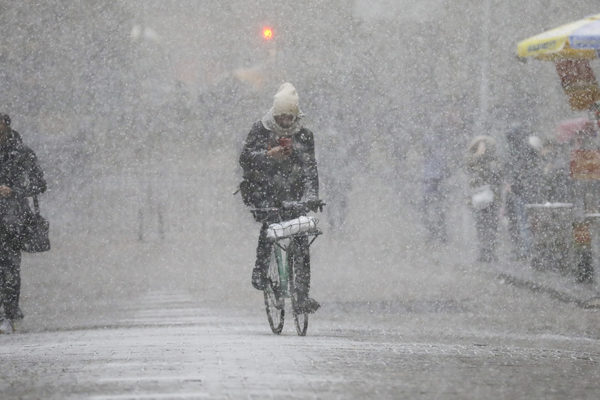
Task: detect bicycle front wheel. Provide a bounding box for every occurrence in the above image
[264,247,284,334]
[288,241,309,336]
[264,285,284,334]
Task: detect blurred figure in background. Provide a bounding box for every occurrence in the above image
[421,105,466,246]
[504,126,543,261]
[318,127,353,231]
[465,135,502,263]
[539,138,572,203]
[526,137,576,274]
[421,130,450,244]
[0,114,47,334]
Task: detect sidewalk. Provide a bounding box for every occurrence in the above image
[492,259,600,309]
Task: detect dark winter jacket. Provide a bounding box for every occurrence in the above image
[239,121,318,208]
[465,136,503,198]
[0,129,46,238]
[505,130,543,203]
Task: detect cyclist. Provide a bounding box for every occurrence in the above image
[239,82,320,313]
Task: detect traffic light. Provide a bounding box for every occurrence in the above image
[262,26,274,41]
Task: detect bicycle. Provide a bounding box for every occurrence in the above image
[251,199,325,336]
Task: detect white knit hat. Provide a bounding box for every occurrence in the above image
[272,82,300,117]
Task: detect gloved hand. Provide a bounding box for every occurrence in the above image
[0,185,12,198]
[267,145,291,160]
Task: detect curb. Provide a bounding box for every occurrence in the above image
[497,272,600,309]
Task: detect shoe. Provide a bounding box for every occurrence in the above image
[251,268,267,290]
[477,253,497,263]
[0,318,14,334]
[295,297,320,314]
[576,273,594,284]
[509,253,528,262]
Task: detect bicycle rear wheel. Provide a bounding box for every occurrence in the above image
[293,305,308,336]
[288,241,309,336]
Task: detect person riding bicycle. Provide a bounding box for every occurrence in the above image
[239,82,320,314]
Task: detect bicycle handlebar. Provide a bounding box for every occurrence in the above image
[251,199,326,214]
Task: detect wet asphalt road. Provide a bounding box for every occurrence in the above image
[2,233,600,399]
[2,287,600,400]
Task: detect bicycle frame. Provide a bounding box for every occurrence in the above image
[269,230,322,298]
[254,199,325,335]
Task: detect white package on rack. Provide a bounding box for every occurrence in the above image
[266,216,318,240]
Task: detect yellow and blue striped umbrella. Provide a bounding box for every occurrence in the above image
[517,13,600,60]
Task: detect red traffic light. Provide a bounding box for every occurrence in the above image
[262,27,273,41]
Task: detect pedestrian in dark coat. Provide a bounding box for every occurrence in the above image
[465,135,502,263]
[504,127,543,260]
[239,83,320,313]
[422,129,451,245]
[0,114,46,334]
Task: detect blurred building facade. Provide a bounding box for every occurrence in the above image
[0,0,597,244]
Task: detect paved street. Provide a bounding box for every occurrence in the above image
[2,283,600,399]
[1,233,599,399]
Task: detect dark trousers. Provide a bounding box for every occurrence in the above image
[0,242,21,320]
[422,178,447,243]
[473,203,499,262]
[505,193,532,258]
[255,223,311,300]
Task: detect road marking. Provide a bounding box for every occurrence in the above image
[89,393,211,400]
[96,375,203,383]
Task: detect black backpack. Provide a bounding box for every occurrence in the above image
[238,178,256,207]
